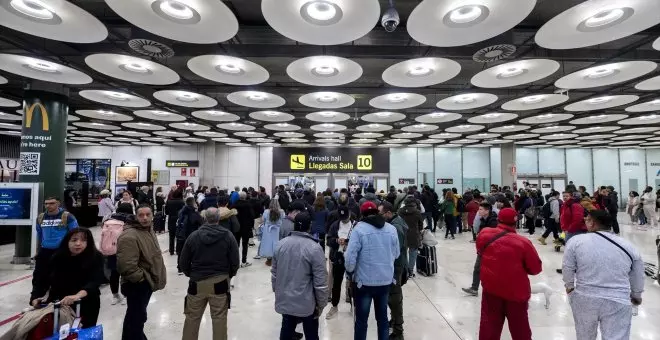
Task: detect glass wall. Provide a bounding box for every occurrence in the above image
[619,149,646,200]
[434,147,462,193]
[462,147,490,193]
[539,148,565,174]
[516,148,538,175]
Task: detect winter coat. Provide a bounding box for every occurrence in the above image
[279,216,295,240]
[155,194,165,212]
[233,199,255,235]
[165,198,185,231]
[359,192,382,207]
[439,198,455,215]
[311,209,328,235]
[641,192,656,207]
[475,211,499,234]
[218,207,240,234]
[561,199,588,234]
[272,231,328,317]
[466,200,480,227]
[199,194,219,212]
[388,214,408,283]
[477,224,542,302]
[398,204,423,248]
[259,209,284,258]
[327,219,355,265]
[98,197,115,218]
[30,250,104,304]
[249,196,264,217]
[178,213,240,282]
[117,217,167,291]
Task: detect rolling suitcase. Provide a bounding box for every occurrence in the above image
[416,245,437,276]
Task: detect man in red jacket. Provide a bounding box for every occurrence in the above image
[476,208,542,340]
[556,191,588,274]
[466,194,481,242]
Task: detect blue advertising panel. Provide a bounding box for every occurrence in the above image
[0,188,32,220]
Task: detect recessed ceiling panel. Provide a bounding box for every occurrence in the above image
[555,61,656,89]
[0,0,107,43]
[564,95,639,111]
[436,93,497,110]
[445,124,485,133]
[187,55,268,85]
[261,0,380,45]
[618,115,660,125]
[535,0,660,49]
[169,122,210,131]
[489,125,530,133]
[78,90,151,108]
[0,96,20,107]
[153,90,217,108]
[401,124,438,132]
[360,112,406,123]
[121,122,166,131]
[407,0,537,47]
[501,94,569,111]
[85,54,179,85]
[636,75,660,91]
[382,57,461,87]
[356,124,394,132]
[217,122,255,131]
[530,125,576,134]
[0,54,91,84]
[226,91,285,109]
[625,99,660,112]
[264,123,302,131]
[104,0,238,43]
[299,92,354,109]
[310,123,347,132]
[287,56,362,86]
[471,59,560,88]
[235,131,267,138]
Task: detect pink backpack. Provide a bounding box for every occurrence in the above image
[100,219,125,256]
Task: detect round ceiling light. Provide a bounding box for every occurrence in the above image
[407,66,433,77]
[382,57,461,88]
[455,94,477,104]
[521,95,544,104]
[471,59,560,88]
[311,65,338,77]
[287,56,362,86]
[25,60,58,73]
[119,62,151,74]
[216,63,243,75]
[151,0,200,23]
[445,5,488,27]
[497,67,525,79]
[555,61,656,89]
[299,91,354,109]
[585,66,617,79]
[300,0,343,26]
[227,91,284,108]
[79,90,152,108]
[10,0,54,20]
[0,54,91,84]
[175,92,198,102]
[577,8,633,32]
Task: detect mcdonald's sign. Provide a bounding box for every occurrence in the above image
[25,103,49,132]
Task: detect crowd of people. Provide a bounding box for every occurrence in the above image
[7,179,659,340]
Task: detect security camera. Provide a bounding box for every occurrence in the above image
[381,6,400,33]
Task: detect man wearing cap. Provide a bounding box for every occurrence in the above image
[325,205,356,319]
[476,208,542,340]
[345,202,400,340]
[272,213,328,340]
[280,201,306,240]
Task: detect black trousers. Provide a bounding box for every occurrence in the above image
[176,238,186,272]
[470,254,482,291]
[610,211,620,234]
[107,255,120,294]
[233,232,249,263]
[331,261,345,307]
[541,218,560,239]
[32,247,57,298]
[525,216,535,234]
[444,215,456,237]
[121,280,153,340]
[79,295,101,328]
[168,223,177,255]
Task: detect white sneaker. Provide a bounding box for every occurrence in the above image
[111,294,121,305]
[325,306,338,319]
[253,255,262,259]
[241,262,252,268]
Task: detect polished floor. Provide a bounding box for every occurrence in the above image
[1,215,659,340]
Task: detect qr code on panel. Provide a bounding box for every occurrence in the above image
[20,152,40,175]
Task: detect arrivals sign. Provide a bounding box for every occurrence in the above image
[166,160,200,167]
[272,147,389,173]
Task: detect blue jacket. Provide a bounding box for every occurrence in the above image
[258,209,284,258]
[311,209,328,235]
[37,208,78,249]
[229,191,239,206]
[345,215,400,288]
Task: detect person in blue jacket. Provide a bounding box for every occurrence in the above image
[229,186,240,206]
[311,193,329,252]
[31,196,79,302]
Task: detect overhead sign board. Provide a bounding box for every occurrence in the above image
[166,160,200,167]
[273,147,389,173]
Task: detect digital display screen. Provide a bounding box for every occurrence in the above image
[0,188,32,220]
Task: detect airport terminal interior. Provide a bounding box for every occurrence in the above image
[2,0,660,339]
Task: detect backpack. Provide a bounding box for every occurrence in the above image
[541,201,552,219]
[37,211,69,227]
[100,219,125,256]
[456,198,466,213]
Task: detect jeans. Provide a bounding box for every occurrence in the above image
[541,219,559,240]
[121,280,153,340]
[423,212,434,231]
[407,248,418,275]
[331,261,346,307]
[444,215,456,238]
[233,232,250,263]
[279,314,319,340]
[353,284,390,340]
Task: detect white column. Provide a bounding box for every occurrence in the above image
[501,144,516,189]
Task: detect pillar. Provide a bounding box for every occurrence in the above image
[200,141,216,187]
[501,144,516,191]
[15,86,68,263]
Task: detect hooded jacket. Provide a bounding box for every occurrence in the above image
[259,209,284,258]
[387,214,408,284]
[398,202,423,248]
[561,199,588,234]
[218,206,240,233]
[176,205,203,240]
[344,214,400,287]
[477,223,542,302]
[36,208,79,250]
[178,210,240,282]
[199,193,219,212]
[233,199,255,234]
[117,217,167,291]
[358,192,382,207]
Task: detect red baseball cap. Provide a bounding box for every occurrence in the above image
[360,201,378,215]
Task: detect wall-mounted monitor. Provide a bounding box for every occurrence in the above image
[0,183,42,226]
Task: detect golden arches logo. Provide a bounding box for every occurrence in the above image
[25,103,49,131]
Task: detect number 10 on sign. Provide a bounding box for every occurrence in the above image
[357,155,372,170]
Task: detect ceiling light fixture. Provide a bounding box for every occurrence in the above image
[176,92,198,102]
[584,8,625,28]
[97,110,116,115]
[457,125,471,129]
[311,65,339,77]
[650,99,660,105]
[522,95,545,104]
[498,67,525,78]
[502,125,515,129]
[406,65,433,77]
[216,63,243,75]
[375,112,392,117]
[387,94,407,103]
[587,115,607,120]
[639,114,658,121]
[444,4,489,27]
[483,113,501,119]
[26,60,57,73]
[160,0,194,20]
[246,92,267,102]
[318,111,337,117]
[104,91,129,101]
[91,123,105,126]
[369,123,380,128]
[120,62,150,74]
[151,110,172,116]
[300,0,343,26]
[263,111,280,116]
[537,114,554,119]
[586,67,616,79]
[316,93,337,103]
[137,123,151,126]
[587,96,611,104]
[429,112,448,118]
[229,122,240,127]
[206,110,226,116]
[10,0,54,20]
[454,94,477,104]
[277,123,289,127]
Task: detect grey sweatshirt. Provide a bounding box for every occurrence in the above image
[549,197,560,222]
[562,232,644,305]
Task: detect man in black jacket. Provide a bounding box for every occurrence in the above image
[232,191,255,267]
[462,202,498,296]
[179,207,240,340]
[176,197,203,275]
[199,187,220,212]
[606,186,620,234]
[165,189,186,256]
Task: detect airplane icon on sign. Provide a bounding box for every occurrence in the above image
[290,155,306,170]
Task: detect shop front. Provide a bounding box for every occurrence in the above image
[272,147,390,194]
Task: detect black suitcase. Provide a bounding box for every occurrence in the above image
[154,211,166,232]
[416,245,437,276]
